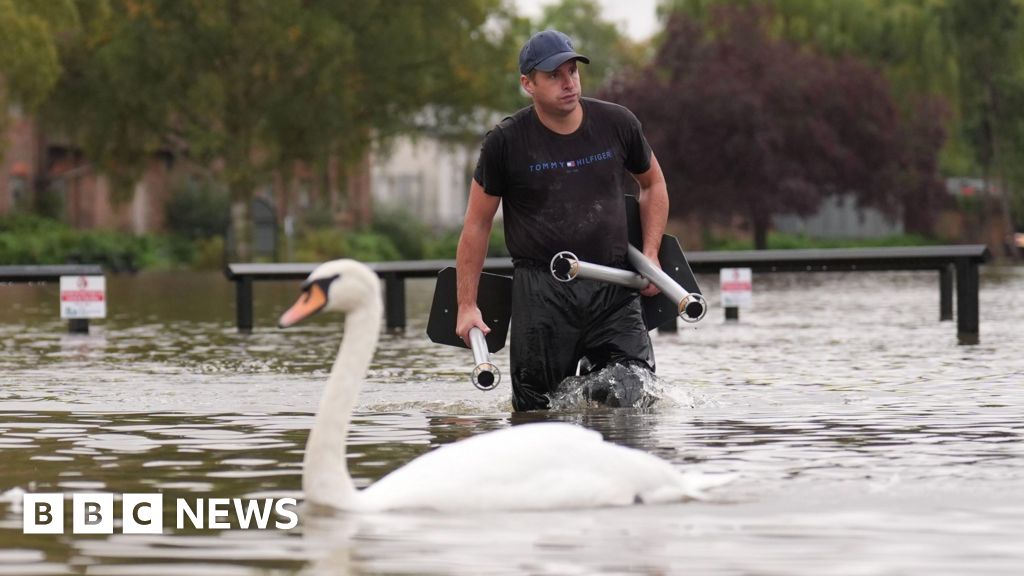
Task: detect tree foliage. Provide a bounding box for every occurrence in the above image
[0,0,89,155]
[44,0,516,181]
[18,0,520,257]
[604,5,947,247]
[944,0,1024,249]
[661,0,1024,245]
[536,0,648,91]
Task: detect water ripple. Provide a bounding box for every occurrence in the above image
[0,269,1022,574]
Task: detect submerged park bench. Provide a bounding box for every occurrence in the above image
[225,244,990,343]
[0,264,105,333]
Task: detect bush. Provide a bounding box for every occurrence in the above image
[372,209,427,260]
[424,230,461,259]
[291,210,509,263]
[164,178,230,240]
[346,232,402,261]
[702,231,941,251]
[192,236,225,270]
[0,214,175,271]
[293,228,349,262]
[293,228,402,263]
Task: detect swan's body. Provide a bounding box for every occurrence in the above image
[280,259,711,512]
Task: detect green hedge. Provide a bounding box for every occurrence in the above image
[0,209,511,270]
[0,214,182,270]
[291,209,509,263]
[703,231,942,251]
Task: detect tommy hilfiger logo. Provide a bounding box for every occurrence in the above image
[529,149,614,172]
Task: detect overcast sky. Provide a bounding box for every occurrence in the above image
[513,0,661,41]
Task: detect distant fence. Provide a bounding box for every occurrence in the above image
[225,244,990,343]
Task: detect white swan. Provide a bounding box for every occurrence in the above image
[280,259,714,512]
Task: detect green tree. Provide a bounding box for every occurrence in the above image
[657,1,1024,242]
[661,1,962,150]
[536,0,647,91]
[0,0,86,155]
[944,0,1024,256]
[38,0,518,259]
[606,6,947,248]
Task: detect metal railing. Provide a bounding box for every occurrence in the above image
[225,244,990,343]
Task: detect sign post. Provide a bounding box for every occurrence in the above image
[59,276,107,334]
[720,268,752,321]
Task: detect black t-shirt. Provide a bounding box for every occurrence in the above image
[473,97,652,266]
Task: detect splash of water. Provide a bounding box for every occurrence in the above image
[549,363,667,411]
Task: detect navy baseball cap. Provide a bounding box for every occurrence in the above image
[519,30,590,75]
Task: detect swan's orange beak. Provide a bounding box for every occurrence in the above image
[279,283,328,328]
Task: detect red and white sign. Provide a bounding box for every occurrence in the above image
[720,268,752,308]
[60,276,106,319]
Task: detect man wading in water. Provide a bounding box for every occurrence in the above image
[455,30,671,411]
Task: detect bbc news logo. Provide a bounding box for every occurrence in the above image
[23,493,298,534]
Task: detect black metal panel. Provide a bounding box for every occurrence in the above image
[427,267,512,353]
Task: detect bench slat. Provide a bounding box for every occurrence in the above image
[224,245,990,281]
[0,265,105,282]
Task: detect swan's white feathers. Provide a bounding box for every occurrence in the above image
[359,422,699,511]
[287,259,714,513]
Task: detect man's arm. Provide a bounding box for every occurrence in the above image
[632,152,670,297]
[455,178,501,343]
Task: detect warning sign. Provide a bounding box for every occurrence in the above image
[720,268,752,308]
[60,276,106,319]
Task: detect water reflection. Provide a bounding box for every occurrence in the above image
[1,268,1023,574]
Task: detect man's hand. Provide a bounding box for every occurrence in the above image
[639,250,662,297]
[456,305,491,345]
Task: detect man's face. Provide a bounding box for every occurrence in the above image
[521,59,582,116]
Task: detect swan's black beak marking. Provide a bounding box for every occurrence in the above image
[278,274,339,328]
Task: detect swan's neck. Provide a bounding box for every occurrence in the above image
[303,298,382,509]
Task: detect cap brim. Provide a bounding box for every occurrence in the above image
[533,52,590,72]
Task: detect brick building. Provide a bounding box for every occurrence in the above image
[1,111,374,235]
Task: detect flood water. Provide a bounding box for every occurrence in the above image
[1,266,1022,575]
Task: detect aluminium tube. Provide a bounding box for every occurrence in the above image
[626,245,707,323]
[549,249,707,323]
[551,250,648,289]
[468,327,500,391]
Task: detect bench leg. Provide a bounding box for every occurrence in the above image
[236,278,253,333]
[384,274,405,330]
[940,264,954,321]
[68,319,89,334]
[955,259,979,345]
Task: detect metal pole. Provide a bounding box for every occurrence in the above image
[550,250,707,323]
[468,327,500,390]
[955,259,979,345]
[940,264,954,321]
[68,319,89,334]
[384,273,406,330]
[626,246,707,322]
[236,277,253,333]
